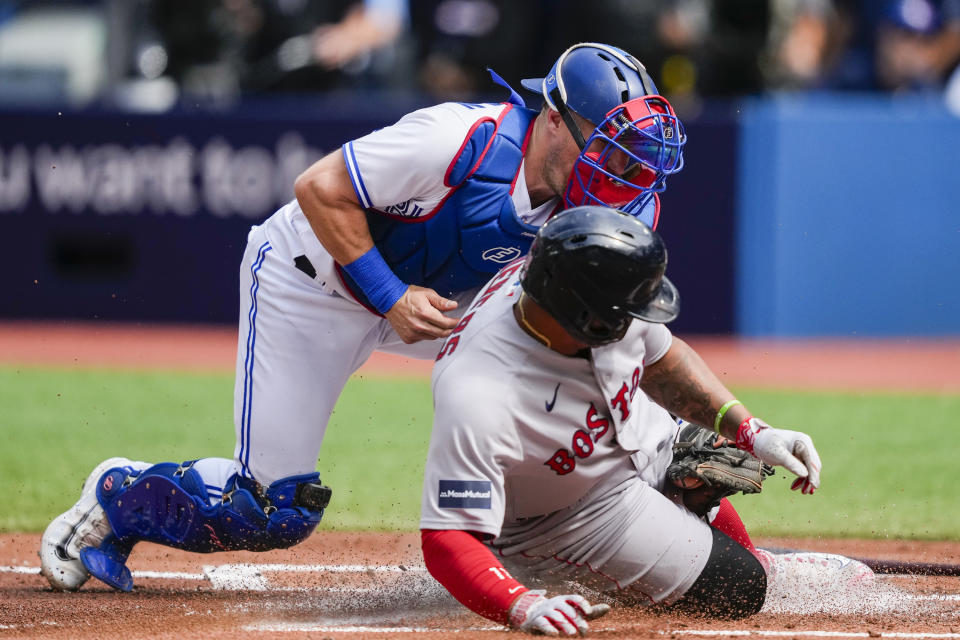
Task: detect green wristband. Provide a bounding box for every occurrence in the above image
[714,399,743,433]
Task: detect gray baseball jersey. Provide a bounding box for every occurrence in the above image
[420,260,714,603]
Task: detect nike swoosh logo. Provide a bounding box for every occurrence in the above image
[545,383,561,412]
[508,585,524,594]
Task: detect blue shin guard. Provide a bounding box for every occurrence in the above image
[83,461,330,590]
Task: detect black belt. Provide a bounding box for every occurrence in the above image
[294,255,317,279]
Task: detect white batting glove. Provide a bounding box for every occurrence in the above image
[508,589,611,637]
[735,417,822,494]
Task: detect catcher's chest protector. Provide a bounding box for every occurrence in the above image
[340,104,542,306]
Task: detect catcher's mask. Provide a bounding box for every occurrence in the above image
[521,42,686,227]
[520,205,680,347]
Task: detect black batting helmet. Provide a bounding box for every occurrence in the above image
[520,206,679,346]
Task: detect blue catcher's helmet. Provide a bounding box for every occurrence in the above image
[521,43,686,227]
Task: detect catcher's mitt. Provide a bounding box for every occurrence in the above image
[667,424,775,517]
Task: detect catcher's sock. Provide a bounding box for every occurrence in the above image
[708,498,755,553]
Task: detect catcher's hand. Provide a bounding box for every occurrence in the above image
[667,424,775,516]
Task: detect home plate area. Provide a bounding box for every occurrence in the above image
[2,532,959,640]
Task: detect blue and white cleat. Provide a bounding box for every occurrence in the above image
[39,457,137,591]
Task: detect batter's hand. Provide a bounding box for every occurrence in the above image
[384,285,458,343]
[735,417,821,494]
[509,590,611,637]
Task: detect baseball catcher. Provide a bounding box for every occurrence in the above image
[667,423,775,517]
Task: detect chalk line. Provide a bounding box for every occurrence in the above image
[243,623,502,633]
[241,625,960,637]
[0,565,205,580]
[667,632,960,639]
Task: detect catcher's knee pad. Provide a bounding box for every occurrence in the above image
[673,528,766,618]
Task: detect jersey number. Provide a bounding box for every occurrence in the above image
[435,313,474,361]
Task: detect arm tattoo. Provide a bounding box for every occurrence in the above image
[641,345,718,427]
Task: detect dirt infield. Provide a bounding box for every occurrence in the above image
[2,321,959,391]
[2,533,960,639]
[2,322,959,638]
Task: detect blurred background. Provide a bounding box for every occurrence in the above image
[1,0,959,336]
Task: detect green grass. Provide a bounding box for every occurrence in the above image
[0,366,434,532]
[2,367,235,531]
[731,389,959,540]
[3,366,957,539]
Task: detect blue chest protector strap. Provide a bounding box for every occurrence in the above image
[80,461,330,591]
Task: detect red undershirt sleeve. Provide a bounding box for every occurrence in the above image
[421,529,529,626]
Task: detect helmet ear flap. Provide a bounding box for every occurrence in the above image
[520,206,678,347]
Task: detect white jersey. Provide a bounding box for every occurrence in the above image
[420,260,679,538]
[225,102,560,486]
[266,102,558,301]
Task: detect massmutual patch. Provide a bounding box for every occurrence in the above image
[438,480,492,509]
